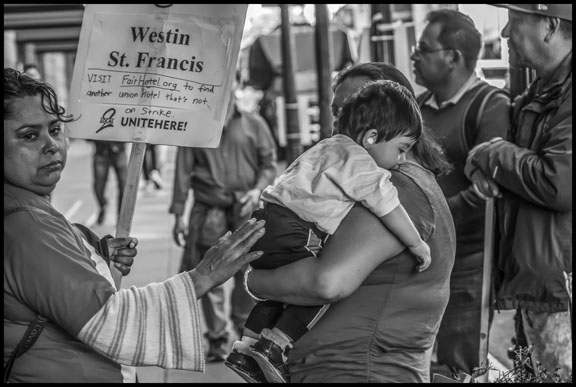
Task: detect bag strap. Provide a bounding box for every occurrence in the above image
[73,223,113,263]
[4,205,112,262]
[4,205,49,217]
[416,90,433,107]
[461,83,508,153]
[3,315,47,383]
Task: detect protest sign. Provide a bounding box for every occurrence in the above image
[68,4,247,148]
[68,4,247,288]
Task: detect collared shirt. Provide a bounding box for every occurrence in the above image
[169,105,277,213]
[418,75,511,257]
[422,73,481,110]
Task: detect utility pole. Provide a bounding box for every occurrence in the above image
[280,4,303,164]
[370,4,394,63]
[314,4,334,140]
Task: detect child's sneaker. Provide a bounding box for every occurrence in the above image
[225,341,267,383]
[249,335,290,383]
[225,350,267,383]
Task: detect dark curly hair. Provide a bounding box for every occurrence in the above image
[338,80,422,144]
[4,67,75,123]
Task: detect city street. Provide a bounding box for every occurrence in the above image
[6,3,568,383]
[51,139,514,383]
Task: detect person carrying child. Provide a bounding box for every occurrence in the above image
[225,80,431,383]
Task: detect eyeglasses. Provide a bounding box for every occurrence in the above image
[411,45,453,56]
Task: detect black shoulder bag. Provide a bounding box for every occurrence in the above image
[3,316,47,383]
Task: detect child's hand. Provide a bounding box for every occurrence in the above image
[410,241,431,272]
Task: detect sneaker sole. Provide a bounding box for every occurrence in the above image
[248,350,288,383]
[225,360,265,383]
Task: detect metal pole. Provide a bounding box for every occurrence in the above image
[508,47,534,100]
[280,4,303,164]
[370,4,395,63]
[477,198,495,382]
[314,4,334,140]
[4,30,18,69]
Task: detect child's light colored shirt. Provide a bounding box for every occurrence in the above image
[261,134,400,234]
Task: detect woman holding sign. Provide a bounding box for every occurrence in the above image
[3,68,266,383]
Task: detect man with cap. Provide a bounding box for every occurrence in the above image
[465,4,572,379]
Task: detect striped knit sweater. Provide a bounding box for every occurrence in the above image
[78,272,205,372]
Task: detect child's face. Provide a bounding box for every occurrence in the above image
[367,135,415,170]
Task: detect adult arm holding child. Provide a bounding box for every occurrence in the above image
[247,205,408,305]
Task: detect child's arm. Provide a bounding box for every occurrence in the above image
[379,204,431,272]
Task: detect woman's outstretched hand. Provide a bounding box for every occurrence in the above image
[188,218,265,298]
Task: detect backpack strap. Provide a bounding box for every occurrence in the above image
[461,83,509,153]
[416,90,433,107]
[3,315,47,383]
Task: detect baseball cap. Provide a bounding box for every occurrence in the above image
[493,4,572,21]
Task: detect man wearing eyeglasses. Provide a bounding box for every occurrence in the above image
[410,8,511,380]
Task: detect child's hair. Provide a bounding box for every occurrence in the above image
[337,79,423,144]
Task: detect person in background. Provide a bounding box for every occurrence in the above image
[410,9,511,378]
[465,4,572,379]
[91,140,128,225]
[4,67,267,383]
[169,73,278,362]
[142,144,164,191]
[23,63,42,81]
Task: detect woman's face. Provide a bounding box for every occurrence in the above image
[4,95,68,196]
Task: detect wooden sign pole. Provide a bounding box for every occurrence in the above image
[110,142,147,289]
